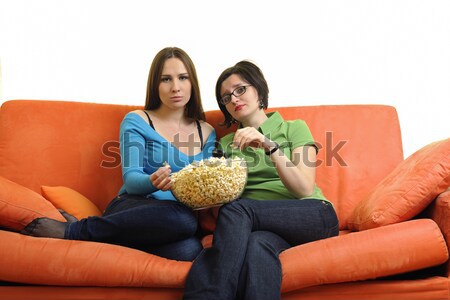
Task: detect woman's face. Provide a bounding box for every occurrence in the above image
[220,74,260,122]
[158,58,192,110]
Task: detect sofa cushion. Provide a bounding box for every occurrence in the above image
[280,219,448,293]
[41,186,103,220]
[348,138,450,231]
[0,176,66,231]
[0,229,190,288]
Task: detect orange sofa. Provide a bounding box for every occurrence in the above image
[0,100,449,300]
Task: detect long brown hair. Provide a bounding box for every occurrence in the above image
[145,47,205,121]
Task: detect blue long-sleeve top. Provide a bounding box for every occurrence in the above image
[118,112,216,200]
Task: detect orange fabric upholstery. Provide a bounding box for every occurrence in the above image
[0,100,448,300]
[348,138,450,231]
[428,190,450,277]
[279,219,448,292]
[0,230,190,288]
[41,186,103,219]
[0,100,141,211]
[0,176,66,231]
[0,217,446,292]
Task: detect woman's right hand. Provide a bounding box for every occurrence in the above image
[150,165,172,191]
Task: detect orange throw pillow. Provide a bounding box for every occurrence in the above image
[348,138,450,231]
[41,186,103,220]
[0,176,66,231]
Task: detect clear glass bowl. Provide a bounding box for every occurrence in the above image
[171,157,247,209]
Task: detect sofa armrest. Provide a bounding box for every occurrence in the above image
[427,190,450,277]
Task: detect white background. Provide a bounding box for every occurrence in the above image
[1,0,449,157]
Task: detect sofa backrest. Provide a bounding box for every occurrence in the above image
[0,100,140,212]
[0,100,403,229]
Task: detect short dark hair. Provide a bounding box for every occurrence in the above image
[215,60,269,127]
[145,47,205,121]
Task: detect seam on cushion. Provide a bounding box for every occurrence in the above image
[378,145,449,222]
[429,219,450,261]
[398,142,449,198]
[0,198,52,215]
[0,199,50,224]
[138,259,151,287]
[397,173,450,221]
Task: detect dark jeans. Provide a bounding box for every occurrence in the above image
[183,198,339,300]
[64,194,202,261]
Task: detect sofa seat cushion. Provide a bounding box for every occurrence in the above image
[0,176,66,231]
[0,230,190,288]
[280,219,448,293]
[2,219,444,291]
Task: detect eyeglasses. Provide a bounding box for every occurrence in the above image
[219,85,251,105]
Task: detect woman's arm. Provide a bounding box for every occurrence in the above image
[120,113,172,194]
[232,126,316,198]
[267,145,316,198]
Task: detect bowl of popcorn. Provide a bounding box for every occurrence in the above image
[171,157,247,209]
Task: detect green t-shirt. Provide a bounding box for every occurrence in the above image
[219,111,327,201]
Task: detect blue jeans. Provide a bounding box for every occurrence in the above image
[64,194,202,261]
[183,198,339,300]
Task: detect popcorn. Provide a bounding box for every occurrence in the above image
[171,157,247,209]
